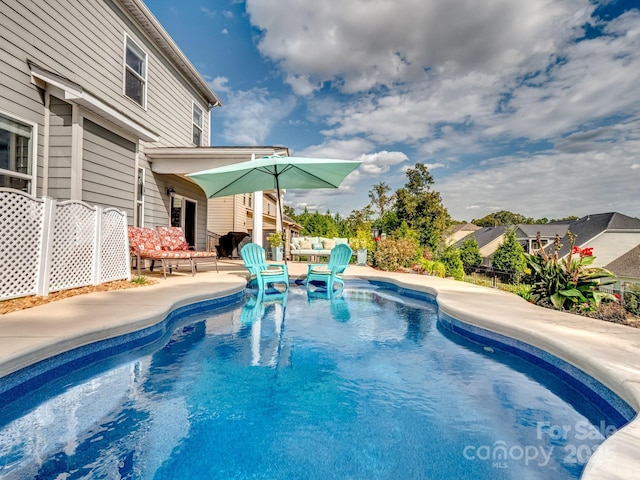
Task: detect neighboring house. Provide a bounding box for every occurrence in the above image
[515,223,570,253]
[605,245,640,285]
[457,213,640,282]
[551,213,640,282]
[208,190,302,252]
[457,226,506,266]
[445,223,481,244]
[0,0,284,251]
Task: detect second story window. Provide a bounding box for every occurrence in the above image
[124,36,147,107]
[192,103,203,145]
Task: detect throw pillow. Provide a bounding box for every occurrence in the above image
[299,240,312,249]
[322,239,336,249]
[312,243,323,250]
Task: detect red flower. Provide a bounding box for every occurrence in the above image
[572,246,581,255]
[582,247,593,257]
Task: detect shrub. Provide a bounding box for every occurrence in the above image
[460,237,482,269]
[492,228,527,274]
[623,283,640,316]
[438,244,465,280]
[432,262,446,278]
[373,237,420,271]
[421,259,435,275]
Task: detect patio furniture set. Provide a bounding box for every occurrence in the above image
[127,226,218,279]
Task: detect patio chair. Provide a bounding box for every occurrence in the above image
[127,226,194,279]
[156,226,218,272]
[239,242,289,291]
[306,244,352,292]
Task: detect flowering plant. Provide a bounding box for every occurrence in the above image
[268,231,283,248]
[525,231,616,311]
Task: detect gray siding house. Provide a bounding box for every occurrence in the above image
[1,0,282,249]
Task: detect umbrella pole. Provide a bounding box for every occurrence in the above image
[274,171,287,264]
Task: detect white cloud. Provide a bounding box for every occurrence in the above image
[438,138,640,221]
[246,0,591,95]
[200,7,216,20]
[240,1,640,219]
[209,78,296,145]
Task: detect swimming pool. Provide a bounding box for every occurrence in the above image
[0,282,633,479]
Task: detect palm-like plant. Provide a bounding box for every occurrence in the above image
[525,231,617,311]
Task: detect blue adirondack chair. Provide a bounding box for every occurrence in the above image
[240,243,289,291]
[306,243,353,292]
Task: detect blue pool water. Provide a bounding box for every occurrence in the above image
[0,283,632,479]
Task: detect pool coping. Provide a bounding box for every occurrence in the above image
[0,264,639,479]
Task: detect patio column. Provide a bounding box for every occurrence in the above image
[251,153,264,247]
[253,190,263,247]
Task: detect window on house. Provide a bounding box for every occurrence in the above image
[135,167,145,227]
[0,113,33,192]
[124,36,147,107]
[192,103,203,145]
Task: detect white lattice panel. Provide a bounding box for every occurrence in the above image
[49,202,97,292]
[0,190,44,300]
[100,209,130,283]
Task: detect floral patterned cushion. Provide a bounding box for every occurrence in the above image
[156,226,190,251]
[128,226,163,254]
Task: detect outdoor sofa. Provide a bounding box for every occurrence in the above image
[290,236,352,261]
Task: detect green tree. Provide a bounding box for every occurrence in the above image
[438,244,465,280]
[491,229,527,273]
[459,236,483,269]
[472,210,533,227]
[346,206,373,236]
[394,163,450,251]
[283,205,297,220]
[368,182,393,219]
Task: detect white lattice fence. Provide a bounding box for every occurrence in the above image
[0,190,44,299]
[49,201,97,291]
[100,209,131,283]
[0,189,130,301]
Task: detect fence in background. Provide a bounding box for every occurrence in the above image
[0,189,130,301]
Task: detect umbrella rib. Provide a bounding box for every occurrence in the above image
[207,168,265,197]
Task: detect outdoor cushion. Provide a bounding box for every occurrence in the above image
[312,243,323,250]
[156,226,189,251]
[334,238,349,245]
[322,239,336,249]
[260,268,285,276]
[310,266,330,274]
[299,240,312,249]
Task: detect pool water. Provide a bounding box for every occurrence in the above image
[0,284,629,479]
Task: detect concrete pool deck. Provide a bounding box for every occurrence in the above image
[0,260,638,479]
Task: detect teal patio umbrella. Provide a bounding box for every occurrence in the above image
[187,154,361,252]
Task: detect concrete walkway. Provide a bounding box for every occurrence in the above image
[0,260,638,479]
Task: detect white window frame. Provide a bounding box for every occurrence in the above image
[192,102,203,146]
[0,109,37,195]
[135,166,145,227]
[123,34,148,109]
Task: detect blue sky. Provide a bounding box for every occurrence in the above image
[144,0,640,222]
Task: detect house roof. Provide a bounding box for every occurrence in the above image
[119,0,221,108]
[449,223,481,234]
[457,226,506,249]
[605,244,640,279]
[517,223,570,238]
[555,212,640,258]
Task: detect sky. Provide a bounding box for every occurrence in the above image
[144,0,640,222]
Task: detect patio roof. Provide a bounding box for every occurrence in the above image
[146,146,290,175]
